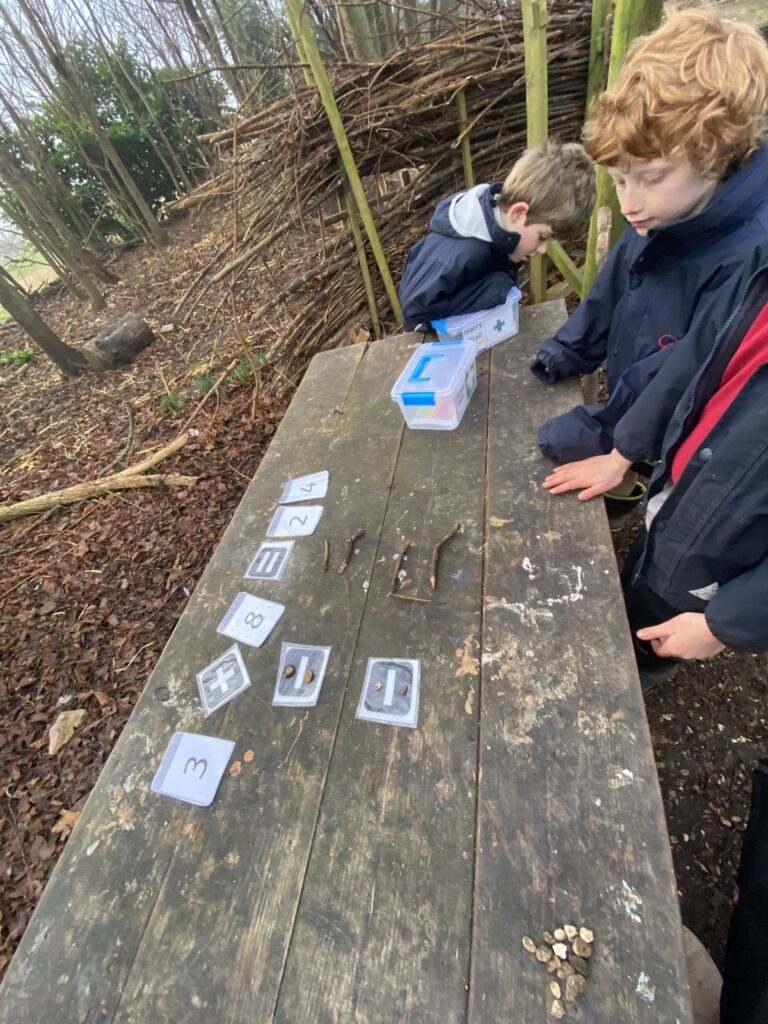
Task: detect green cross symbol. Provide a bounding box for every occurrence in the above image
[494,318,505,332]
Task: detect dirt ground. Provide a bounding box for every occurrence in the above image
[1,209,765,983]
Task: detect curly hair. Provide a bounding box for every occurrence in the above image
[499,140,596,236]
[584,7,768,178]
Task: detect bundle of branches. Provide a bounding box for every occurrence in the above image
[172,1,593,383]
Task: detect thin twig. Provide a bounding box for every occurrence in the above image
[389,591,431,604]
[277,711,308,769]
[102,401,136,474]
[337,529,365,574]
[430,521,461,591]
[322,539,330,572]
[177,359,237,435]
[389,538,413,594]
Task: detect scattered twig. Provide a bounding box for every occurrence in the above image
[177,358,237,434]
[322,539,330,572]
[389,591,431,604]
[102,401,136,474]
[277,711,308,769]
[389,538,413,595]
[337,529,365,574]
[0,474,197,524]
[430,521,462,591]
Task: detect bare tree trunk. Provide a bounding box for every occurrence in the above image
[74,0,194,194]
[0,140,117,305]
[3,0,167,247]
[0,266,95,375]
[0,196,88,302]
[141,0,224,127]
[0,93,93,239]
[335,0,370,59]
[176,0,249,102]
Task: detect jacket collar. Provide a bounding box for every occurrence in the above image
[435,182,521,254]
[646,137,768,246]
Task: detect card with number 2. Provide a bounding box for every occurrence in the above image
[266,504,324,538]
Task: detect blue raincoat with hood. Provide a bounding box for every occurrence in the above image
[399,182,521,329]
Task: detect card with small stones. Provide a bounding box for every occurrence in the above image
[272,643,331,707]
[355,657,420,728]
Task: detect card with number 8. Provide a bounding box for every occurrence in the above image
[217,592,285,647]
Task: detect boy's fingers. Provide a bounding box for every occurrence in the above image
[577,484,607,501]
[636,624,673,640]
[546,479,581,494]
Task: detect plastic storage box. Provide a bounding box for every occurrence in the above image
[431,286,522,353]
[391,339,477,430]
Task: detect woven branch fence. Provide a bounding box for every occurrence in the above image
[170,1,594,385]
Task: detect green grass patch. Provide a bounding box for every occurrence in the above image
[0,346,35,367]
[160,390,188,415]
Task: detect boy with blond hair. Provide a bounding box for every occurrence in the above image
[399,140,595,329]
[532,8,768,492]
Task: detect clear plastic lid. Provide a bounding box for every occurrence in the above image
[391,339,475,405]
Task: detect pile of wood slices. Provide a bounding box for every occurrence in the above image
[522,924,594,1018]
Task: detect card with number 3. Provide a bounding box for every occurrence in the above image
[151,731,235,806]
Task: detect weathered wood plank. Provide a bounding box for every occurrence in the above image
[108,338,414,1024]
[0,341,379,1024]
[469,301,692,1023]
[274,345,490,1023]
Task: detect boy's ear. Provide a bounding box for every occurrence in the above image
[506,201,529,223]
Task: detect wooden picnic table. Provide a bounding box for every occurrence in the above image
[0,301,693,1023]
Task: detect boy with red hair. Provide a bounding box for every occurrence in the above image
[532,8,768,511]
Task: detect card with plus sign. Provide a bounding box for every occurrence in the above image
[196,644,251,716]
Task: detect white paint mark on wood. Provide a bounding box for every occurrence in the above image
[484,596,554,629]
[619,880,644,923]
[608,766,635,789]
[636,972,656,1002]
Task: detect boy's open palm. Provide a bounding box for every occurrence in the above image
[636,613,725,661]
[543,451,631,500]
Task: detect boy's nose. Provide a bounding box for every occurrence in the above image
[619,186,642,218]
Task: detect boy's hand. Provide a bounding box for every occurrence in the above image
[636,614,726,661]
[543,450,632,500]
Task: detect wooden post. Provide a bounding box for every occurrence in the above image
[581,0,663,299]
[585,0,611,117]
[546,241,582,297]
[521,0,548,304]
[340,180,382,338]
[284,0,404,325]
[455,88,474,189]
[582,206,611,404]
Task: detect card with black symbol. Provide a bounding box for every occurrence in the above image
[355,657,420,728]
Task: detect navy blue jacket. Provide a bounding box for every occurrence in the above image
[399,182,520,329]
[627,262,768,651]
[535,140,768,462]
